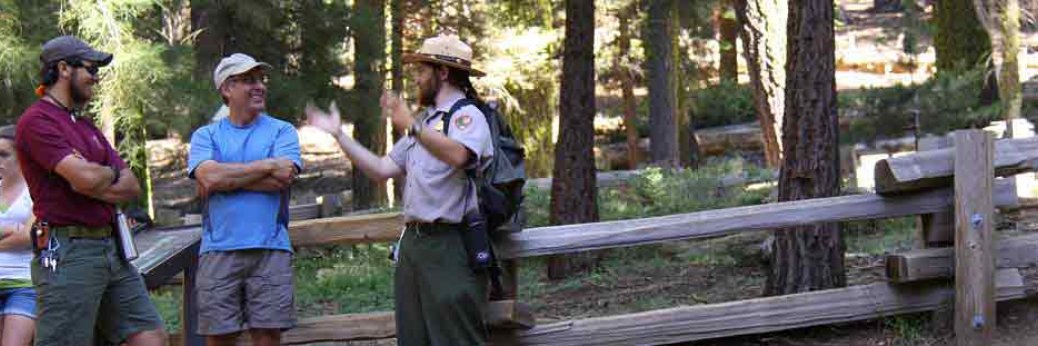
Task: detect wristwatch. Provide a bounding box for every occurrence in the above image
[407,120,424,137]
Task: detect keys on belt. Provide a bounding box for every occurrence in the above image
[39,236,60,272]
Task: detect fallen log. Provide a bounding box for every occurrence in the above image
[886,232,1038,283]
[874,136,1038,194]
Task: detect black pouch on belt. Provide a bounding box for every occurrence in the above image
[460,210,493,271]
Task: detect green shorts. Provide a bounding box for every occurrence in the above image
[31,234,164,345]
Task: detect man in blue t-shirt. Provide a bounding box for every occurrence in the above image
[187,53,302,346]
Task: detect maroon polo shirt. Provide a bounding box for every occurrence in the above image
[15,100,127,228]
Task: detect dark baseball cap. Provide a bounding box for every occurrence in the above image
[40,36,113,66]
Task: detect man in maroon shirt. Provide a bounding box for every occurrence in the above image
[15,36,166,345]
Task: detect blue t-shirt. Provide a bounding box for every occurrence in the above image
[187,114,302,253]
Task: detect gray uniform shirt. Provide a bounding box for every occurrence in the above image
[389,92,494,223]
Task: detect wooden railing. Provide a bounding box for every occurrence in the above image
[150,131,1038,345]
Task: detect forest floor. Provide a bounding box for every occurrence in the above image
[524,1,1038,345]
[150,1,1038,345]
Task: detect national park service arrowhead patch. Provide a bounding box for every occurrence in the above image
[455,114,473,131]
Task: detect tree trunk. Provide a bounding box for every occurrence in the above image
[390,0,406,204]
[934,0,991,72]
[997,0,1022,137]
[548,0,599,280]
[352,0,388,210]
[618,9,640,169]
[735,0,786,168]
[719,0,740,84]
[190,0,222,80]
[766,0,844,296]
[676,7,700,168]
[646,0,678,167]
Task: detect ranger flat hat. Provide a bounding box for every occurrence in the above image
[402,34,485,77]
[41,36,113,67]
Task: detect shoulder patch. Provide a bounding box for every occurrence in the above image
[454,114,473,131]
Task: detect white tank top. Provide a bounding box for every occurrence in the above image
[0,186,33,281]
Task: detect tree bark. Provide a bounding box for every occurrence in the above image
[646,0,678,167]
[766,0,844,296]
[934,0,991,72]
[618,9,640,169]
[548,0,599,280]
[719,0,740,84]
[970,0,1022,137]
[735,0,786,168]
[390,0,406,204]
[996,0,1022,137]
[352,0,388,210]
[676,7,699,168]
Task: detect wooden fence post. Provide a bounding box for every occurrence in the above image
[181,254,203,346]
[953,130,996,345]
[917,136,954,249]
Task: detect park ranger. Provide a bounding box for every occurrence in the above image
[306,34,494,345]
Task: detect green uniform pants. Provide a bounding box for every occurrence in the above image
[395,223,488,346]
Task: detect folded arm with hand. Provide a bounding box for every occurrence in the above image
[194,158,296,196]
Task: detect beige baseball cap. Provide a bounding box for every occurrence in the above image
[212,53,272,89]
[402,34,484,77]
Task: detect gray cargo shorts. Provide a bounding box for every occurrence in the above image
[196,249,296,335]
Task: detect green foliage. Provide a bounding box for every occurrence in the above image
[933,0,992,72]
[523,158,775,228]
[294,245,396,316]
[150,287,183,332]
[882,314,932,345]
[481,27,561,178]
[599,82,755,144]
[0,0,61,125]
[843,68,1001,144]
[843,217,917,255]
[487,0,557,28]
[690,82,756,129]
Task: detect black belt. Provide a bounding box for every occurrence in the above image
[404,221,462,228]
[52,225,112,239]
[406,221,463,233]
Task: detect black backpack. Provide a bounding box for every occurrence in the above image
[442,98,526,233]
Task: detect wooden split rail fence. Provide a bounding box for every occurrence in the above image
[145,130,1038,345]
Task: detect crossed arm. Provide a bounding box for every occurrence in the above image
[0,214,35,250]
[53,155,141,204]
[192,158,298,196]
